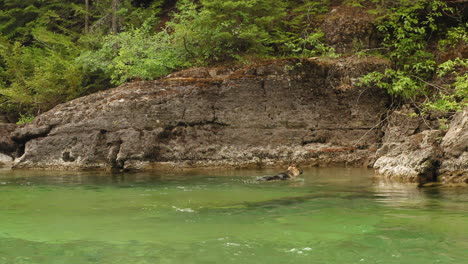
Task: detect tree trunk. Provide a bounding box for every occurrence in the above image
[85,0,89,34]
[111,0,120,34]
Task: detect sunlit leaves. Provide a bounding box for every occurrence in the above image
[360,0,466,112]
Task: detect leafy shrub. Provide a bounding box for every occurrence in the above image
[78,24,190,85]
[0,40,84,113]
[359,0,466,112]
[80,0,290,84]
[1,0,466,118]
[168,0,288,62]
[424,59,468,111]
[16,113,34,125]
[284,30,339,58]
[0,28,109,117]
[438,24,468,51]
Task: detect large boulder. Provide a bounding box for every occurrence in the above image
[0,123,17,168]
[439,108,468,183]
[0,153,13,168]
[374,130,442,183]
[12,57,390,170]
[374,107,468,184]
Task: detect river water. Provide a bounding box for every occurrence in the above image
[0,168,467,264]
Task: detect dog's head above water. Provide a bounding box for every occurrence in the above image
[287,165,303,178]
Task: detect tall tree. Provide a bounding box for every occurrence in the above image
[111,0,120,34]
[85,0,90,33]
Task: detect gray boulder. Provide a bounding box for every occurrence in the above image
[440,109,467,183]
[374,130,442,183]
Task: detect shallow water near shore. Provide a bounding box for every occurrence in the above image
[0,168,467,264]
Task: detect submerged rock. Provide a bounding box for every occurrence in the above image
[11,57,390,171]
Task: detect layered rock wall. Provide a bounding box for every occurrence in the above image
[11,58,390,170]
[2,57,465,184]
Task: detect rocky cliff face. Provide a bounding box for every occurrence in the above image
[374,108,467,184]
[439,109,467,183]
[3,57,466,183]
[11,57,391,170]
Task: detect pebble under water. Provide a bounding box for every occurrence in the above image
[0,168,467,264]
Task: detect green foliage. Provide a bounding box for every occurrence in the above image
[16,113,34,125]
[0,37,85,113]
[438,23,468,51]
[89,0,165,34]
[78,25,190,85]
[80,0,293,84]
[359,0,466,112]
[344,0,365,8]
[286,0,329,32]
[167,0,288,62]
[437,117,449,131]
[0,0,123,117]
[284,30,339,58]
[119,0,165,30]
[360,69,421,99]
[437,58,468,77]
[0,0,85,41]
[425,60,468,112]
[375,0,448,72]
[282,1,338,58]
[0,0,466,119]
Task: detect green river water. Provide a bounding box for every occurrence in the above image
[0,168,467,264]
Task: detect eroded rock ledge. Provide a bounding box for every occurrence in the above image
[2,57,466,184]
[10,57,390,170]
